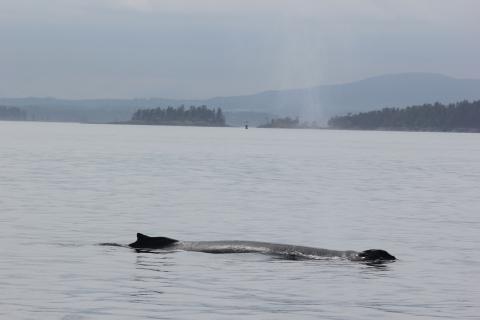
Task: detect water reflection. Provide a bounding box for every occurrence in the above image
[129,254,177,304]
[360,260,395,269]
[133,249,179,255]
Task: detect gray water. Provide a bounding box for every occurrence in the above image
[1,121,479,319]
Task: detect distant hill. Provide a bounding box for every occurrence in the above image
[202,73,480,122]
[1,73,480,125]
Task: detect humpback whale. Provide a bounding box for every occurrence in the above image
[129,233,396,262]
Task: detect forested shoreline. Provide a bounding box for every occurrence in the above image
[258,117,300,128]
[258,117,322,129]
[0,106,27,121]
[4,100,480,133]
[328,100,480,132]
[129,105,226,126]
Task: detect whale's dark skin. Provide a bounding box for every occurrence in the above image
[129,233,396,262]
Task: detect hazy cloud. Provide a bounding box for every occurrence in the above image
[0,0,479,98]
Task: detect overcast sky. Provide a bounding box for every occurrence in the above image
[0,0,479,99]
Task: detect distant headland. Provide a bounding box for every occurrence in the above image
[328,100,480,132]
[121,105,226,127]
[258,117,324,129]
[0,106,26,121]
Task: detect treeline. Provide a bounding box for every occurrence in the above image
[131,105,226,126]
[258,117,322,129]
[328,100,480,132]
[259,117,299,128]
[0,106,27,121]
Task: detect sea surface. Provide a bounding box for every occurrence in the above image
[1,121,479,319]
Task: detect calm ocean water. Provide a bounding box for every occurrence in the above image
[1,121,479,319]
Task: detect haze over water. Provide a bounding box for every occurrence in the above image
[1,121,479,319]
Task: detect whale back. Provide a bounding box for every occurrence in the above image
[129,233,178,248]
[128,233,396,262]
[358,249,396,261]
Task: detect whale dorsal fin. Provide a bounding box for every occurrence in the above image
[137,233,150,240]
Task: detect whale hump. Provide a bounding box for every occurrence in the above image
[129,233,179,248]
[358,249,396,261]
